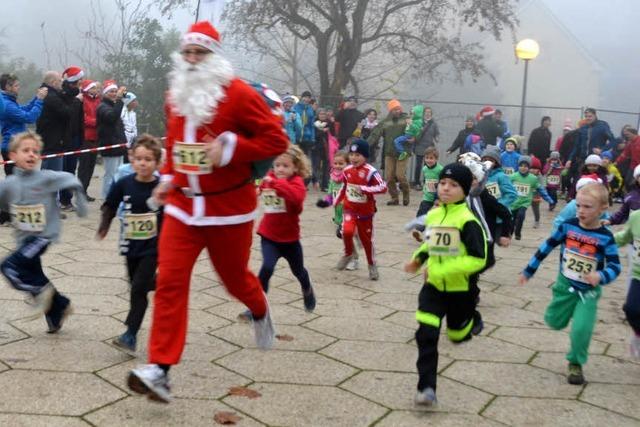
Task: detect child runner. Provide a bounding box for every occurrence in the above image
[529,155,555,227]
[543,151,564,208]
[0,131,87,332]
[393,105,424,161]
[614,209,640,358]
[404,163,486,406]
[607,165,640,226]
[241,145,316,319]
[500,137,520,176]
[601,151,623,203]
[520,182,621,385]
[510,155,553,239]
[581,154,608,188]
[552,175,609,233]
[335,139,387,280]
[403,147,443,240]
[97,135,163,352]
[481,145,517,240]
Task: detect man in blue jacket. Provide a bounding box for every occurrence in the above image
[293,90,315,155]
[0,73,45,175]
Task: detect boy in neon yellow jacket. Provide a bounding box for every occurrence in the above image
[404,163,487,406]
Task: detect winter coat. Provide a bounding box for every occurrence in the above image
[616,135,640,171]
[293,102,315,142]
[415,118,439,156]
[500,151,521,175]
[83,93,100,141]
[528,126,552,165]
[35,85,73,155]
[0,92,43,151]
[283,109,302,144]
[335,107,365,142]
[447,127,474,154]
[570,120,616,161]
[366,112,409,158]
[610,187,640,225]
[475,117,502,147]
[97,98,127,157]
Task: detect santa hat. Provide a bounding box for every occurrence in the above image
[480,106,496,117]
[63,66,84,82]
[585,154,602,166]
[181,21,221,52]
[81,80,97,93]
[102,79,117,94]
[576,174,603,191]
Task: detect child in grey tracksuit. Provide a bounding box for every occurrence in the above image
[0,131,87,333]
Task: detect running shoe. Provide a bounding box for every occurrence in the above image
[415,387,437,406]
[128,364,172,403]
[253,308,275,350]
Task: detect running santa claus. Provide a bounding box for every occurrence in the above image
[127,20,289,403]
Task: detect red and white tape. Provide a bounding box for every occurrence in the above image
[0,143,127,166]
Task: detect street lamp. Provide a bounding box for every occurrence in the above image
[515,39,540,136]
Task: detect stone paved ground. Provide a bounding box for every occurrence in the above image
[0,174,638,426]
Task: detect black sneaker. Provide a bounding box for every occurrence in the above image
[45,294,72,334]
[515,234,521,240]
[471,311,484,336]
[567,363,585,385]
[303,286,316,312]
[86,195,96,202]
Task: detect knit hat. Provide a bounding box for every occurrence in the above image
[549,151,560,160]
[102,79,117,94]
[387,99,402,112]
[576,174,603,191]
[282,94,295,104]
[504,137,518,148]
[530,156,542,170]
[634,165,640,179]
[601,151,613,160]
[440,163,473,196]
[123,92,137,106]
[81,80,97,93]
[181,20,221,52]
[301,90,312,98]
[518,155,531,167]
[585,154,602,166]
[349,138,369,158]
[481,145,501,165]
[480,106,496,117]
[63,66,84,82]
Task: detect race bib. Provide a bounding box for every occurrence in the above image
[124,212,157,240]
[426,226,460,256]
[346,184,367,203]
[12,204,46,232]
[515,183,530,197]
[486,182,501,199]
[261,189,286,213]
[562,250,597,283]
[504,167,514,175]
[173,142,212,175]
[423,179,438,193]
[547,175,560,186]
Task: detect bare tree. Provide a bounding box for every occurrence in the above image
[223,0,518,105]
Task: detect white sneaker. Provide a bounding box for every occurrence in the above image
[630,333,640,359]
[336,255,354,270]
[415,387,437,406]
[128,364,172,403]
[346,258,359,271]
[368,264,379,281]
[253,308,275,350]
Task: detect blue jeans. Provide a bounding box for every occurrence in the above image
[258,237,311,294]
[60,137,81,205]
[102,156,123,199]
[0,236,50,295]
[41,156,63,172]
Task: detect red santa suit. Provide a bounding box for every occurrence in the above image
[148,22,289,366]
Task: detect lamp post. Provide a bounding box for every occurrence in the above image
[515,39,540,136]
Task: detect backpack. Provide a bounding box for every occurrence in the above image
[463,133,484,155]
[246,81,285,179]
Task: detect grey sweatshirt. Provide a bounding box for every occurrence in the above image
[0,168,87,244]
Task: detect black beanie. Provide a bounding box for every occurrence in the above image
[439,163,473,195]
[349,138,370,158]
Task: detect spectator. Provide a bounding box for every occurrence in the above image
[0,73,46,176]
[282,95,302,144]
[97,80,127,199]
[59,66,85,211]
[446,116,475,156]
[293,90,315,157]
[357,109,379,164]
[313,108,333,190]
[367,99,409,205]
[335,95,365,148]
[528,116,552,165]
[494,109,511,149]
[570,108,616,160]
[121,92,138,149]
[413,106,439,188]
[36,71,73,172]
[475,106,502,146]
[77,80,101,201]
[616,128,640,190]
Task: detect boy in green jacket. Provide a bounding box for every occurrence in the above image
[404,163,487,406]
[510,155,553,240]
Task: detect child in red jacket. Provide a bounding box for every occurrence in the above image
[334,139,387,280]
[240,145,316,321]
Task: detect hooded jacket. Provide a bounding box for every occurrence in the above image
[367,111,409,158]
[35,85,73,155]
[0,92,43,151]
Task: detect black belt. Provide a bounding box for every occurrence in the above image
[178,178,252,198]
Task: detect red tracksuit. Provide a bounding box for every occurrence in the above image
[334,162,387,265]
[149,79,288,365]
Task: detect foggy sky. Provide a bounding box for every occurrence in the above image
[0,0,637,110]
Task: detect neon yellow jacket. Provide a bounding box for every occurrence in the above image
[412,201,487,292]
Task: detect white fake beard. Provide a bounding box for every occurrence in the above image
[168,52,234,127]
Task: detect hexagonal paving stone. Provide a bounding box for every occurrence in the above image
[12,314,125,341]
[53,261,127,278]
[0,414,91,426]
[62,249,123,264]
[442,361,579,398]
[0,299,43,321]
[606,342,640,365]
[217,349,355,385]
[341,371,492,413]
[208,301,314,325]
[0,370,125,415]
[581,383,640,420]
[531,352,640,385]
[304,316,414,342]
[363,292,417,312]
[0,339,129,371]
[129,329,241,362]
[492,282,553,302]
[62,293,129,316]
[293,298,394,319]
[439,335,535,363]
[0,322,28,345]
[320,340,419,372]
[53,276,128,295]
[212,323,336,352]
[279,282,373,300]
[483,396,639,426]
[476,291,528,309]
[480,306,548,329]
[383,310,417,330]
[490,326,608,354]
[85,396,263,426]
[223,383,386,426]
[348,273,421,295]
[592,321,631,345]
[375,411,502,427]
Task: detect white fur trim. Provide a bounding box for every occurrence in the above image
[103,84,117,94]
[218,131,237,167]
[165,204,257,226]
[82,81,97,92]
[181,32,220,52]
[160,174,173,183]
[65,70,84,82]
